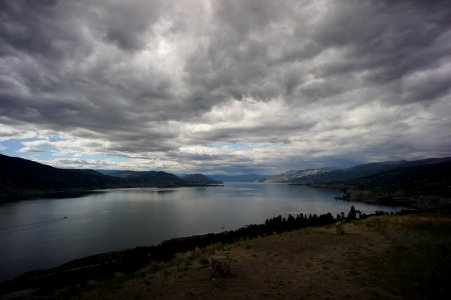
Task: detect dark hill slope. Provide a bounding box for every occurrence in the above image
[343,160,451,192]
[125,171,186,186]
[0,155,203,200]
[100,170,187,186]
[290,161,408,184]
[264,157,451,184]
[0,154,121,190]
[180,174,222,185]
[325,158,451,209]
[209,174,270,182]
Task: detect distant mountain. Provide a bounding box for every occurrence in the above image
[263,158,451,185]
[0,154,122,189]
[180,174,222,185]
[259,168,335,183]
[290,161,408,184]
[259,157,451,209]
[312,158,451,209]
[102,171,268,183]
[102,170,223,186]
[261,159,445,184]
[0,155,218,200]
[343,159,451,191]
[209,174,270,182]
[96,169,124,176]
[0,154,122,199]
[99,170,186,186]
[96,170,132,177]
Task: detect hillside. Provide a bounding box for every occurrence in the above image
[261,161,412,184]
[102,170,221,186]
[263,158,451,185]
[0,154,123,199]
[329,159,451,209]
[100,170,187,187]
[258,168,334,183]
[179,174,222,185]
[293,161,408,184]
[208,174,269,182]
[0,154,121,189]
[260,157,451,209]
[0,155,216,200]
[342,159,451,191]
[3,214,450,299]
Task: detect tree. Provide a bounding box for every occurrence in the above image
[347,205,356,220]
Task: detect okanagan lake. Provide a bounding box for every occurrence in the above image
[0,182,404,281]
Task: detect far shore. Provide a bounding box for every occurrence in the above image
[0,183,224,202]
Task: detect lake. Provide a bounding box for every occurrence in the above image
[0,182,403,282]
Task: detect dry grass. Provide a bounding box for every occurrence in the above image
[359,214,451,298]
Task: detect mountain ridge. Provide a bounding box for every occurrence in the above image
[179,174,223,185]
[208,174,270,182]
[0,154,219,200]
[261,158,451,184]
[258,168,335,183]
[259,157,451,209]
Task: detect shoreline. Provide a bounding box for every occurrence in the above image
[0,211,339,293]
[291,183,451,212]
[0,183,224,203]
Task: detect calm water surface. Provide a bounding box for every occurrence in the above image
[0,183,403,281]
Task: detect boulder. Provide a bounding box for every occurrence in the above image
[210,255,231,277]
[336,222,345,235]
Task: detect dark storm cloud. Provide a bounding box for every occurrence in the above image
[0,0,181,152]
[0,0,166,55]
[100,1,162,50]
[185,0,451,106]
[1,0,451,172]
[1,0,67,57]
[307,0,451,97]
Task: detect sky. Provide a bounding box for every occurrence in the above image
[1,0,451,175]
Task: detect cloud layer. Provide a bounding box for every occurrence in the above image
[1,0,451,173]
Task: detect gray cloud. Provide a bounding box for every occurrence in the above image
[1,0,451,173]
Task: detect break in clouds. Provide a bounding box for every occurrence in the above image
[1,0,451,174]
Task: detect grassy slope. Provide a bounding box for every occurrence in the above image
[8,214,451,300]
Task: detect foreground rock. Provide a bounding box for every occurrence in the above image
[210,255,231,277]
